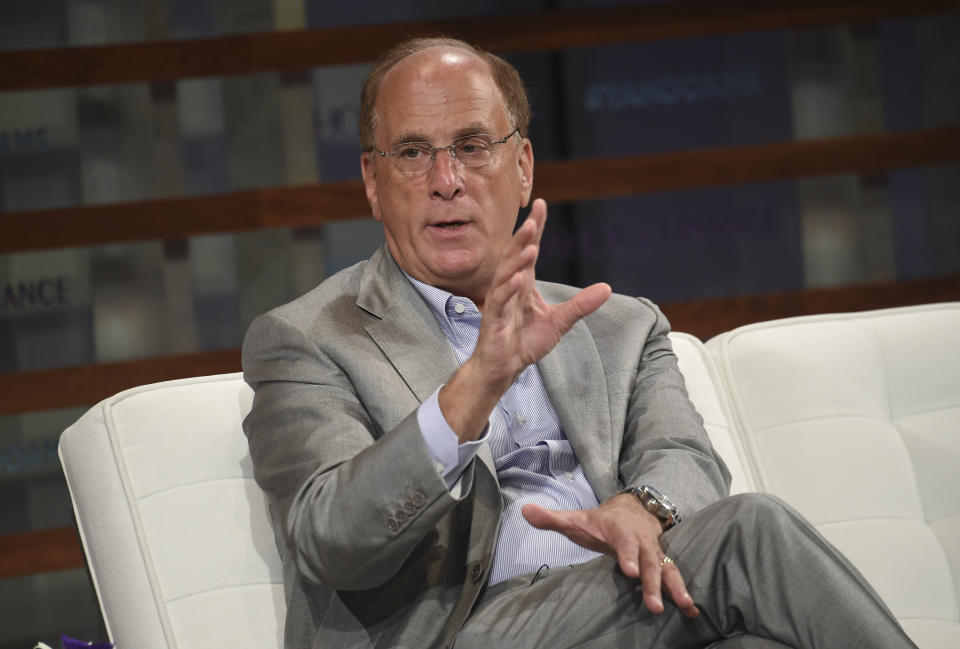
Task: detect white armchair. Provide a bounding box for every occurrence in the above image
[706,303,960,649]
[59,303,959,649]
[59,374,284,649]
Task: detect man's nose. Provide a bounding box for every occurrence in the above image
[428,147,464,200]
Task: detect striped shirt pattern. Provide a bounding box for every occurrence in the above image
[406,275,602,584]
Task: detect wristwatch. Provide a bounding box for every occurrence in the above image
[621,485,681,530]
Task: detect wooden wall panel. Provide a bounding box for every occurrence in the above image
[0,349,241,416]
[3,127,958,254]
[1,0,958,90]
[0,278,955,417]
[533,126,960,203]
[0,527,84,579]
[663,275,960,340]
[0,182,370,254]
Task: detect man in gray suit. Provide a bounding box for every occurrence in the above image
[242,37,917,649]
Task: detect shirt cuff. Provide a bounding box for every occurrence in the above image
[417,386,487,490]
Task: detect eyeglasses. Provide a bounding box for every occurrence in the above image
[372,128,519,174]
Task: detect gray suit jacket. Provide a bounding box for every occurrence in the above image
[242,245,730,649]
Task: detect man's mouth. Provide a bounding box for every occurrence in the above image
[433,221,468,230]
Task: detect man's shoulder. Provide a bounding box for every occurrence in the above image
[264,258,367,329]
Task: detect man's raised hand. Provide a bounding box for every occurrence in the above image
[476,198,611,389]
[438,199,610,442]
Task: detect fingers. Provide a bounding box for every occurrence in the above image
[612,534,642,579]
[484,244,536,320]
[524,501,698,618]
[503,199,545,264]
[525,198,547,244]
[521,503,570,533]
[638,553,697,617]
[552,282,612,334]
[639,547,666,614]
[485,204,544,317]
[634,548,699,618]
[540,282,612,345]
[661,558,699,618]
[522,504,612,556]
[521,502,552,528]
[505,199,546,277]
[509,200,546,289]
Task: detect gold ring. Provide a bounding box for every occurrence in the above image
[659,556,674,567]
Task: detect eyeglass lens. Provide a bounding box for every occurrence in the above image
[392,135,497,172]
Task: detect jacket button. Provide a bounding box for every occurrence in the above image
[412,491,426,507]
[386,518,399,532]
[403,501,416,514]
[470,563,484,583]
[396,510,408,523]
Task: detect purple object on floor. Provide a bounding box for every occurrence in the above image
[61,636,113,649]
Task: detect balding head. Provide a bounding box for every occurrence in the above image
[358,37,531,151]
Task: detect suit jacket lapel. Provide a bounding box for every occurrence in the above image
[358,246,460,403]
[537,317,616,500]
[356,246,498,486]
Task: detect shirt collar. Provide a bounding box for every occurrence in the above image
[402,271,480,324]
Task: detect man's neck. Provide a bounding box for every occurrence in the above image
[402,272,488,312]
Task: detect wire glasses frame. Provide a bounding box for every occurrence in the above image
[372,128,520,174]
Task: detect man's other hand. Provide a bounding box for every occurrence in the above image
[521,495,700,618]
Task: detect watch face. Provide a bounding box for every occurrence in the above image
[622,486,680,528]
[638,485,679,527]
[642,485,665,502]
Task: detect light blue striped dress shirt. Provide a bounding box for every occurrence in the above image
[406,275,603,585]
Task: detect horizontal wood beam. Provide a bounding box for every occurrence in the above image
[662,274,960,340]
[0,180,370,254]
[0,349,241,416]
[533,126,960,204]
[1,0,958,90]
[0,276,957,417]
[2,126,958,255]
[0,527,84,578]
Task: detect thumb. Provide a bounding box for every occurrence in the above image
[553,283,611,333]
[521,503,570,532]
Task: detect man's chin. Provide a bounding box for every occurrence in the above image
[429,250,482,275]
[424,257,492,296]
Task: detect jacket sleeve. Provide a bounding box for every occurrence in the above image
[617,298,732,516]
[242,310,469,591]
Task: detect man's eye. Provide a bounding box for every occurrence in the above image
[457,139,489,155]
[399,146,424,159]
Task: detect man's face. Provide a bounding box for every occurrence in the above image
[360,47,534,304]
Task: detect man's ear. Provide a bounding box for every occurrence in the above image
[361,152,381,221]
[517,138,534,208]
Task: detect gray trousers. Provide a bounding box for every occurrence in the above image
[454,494,917,649]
